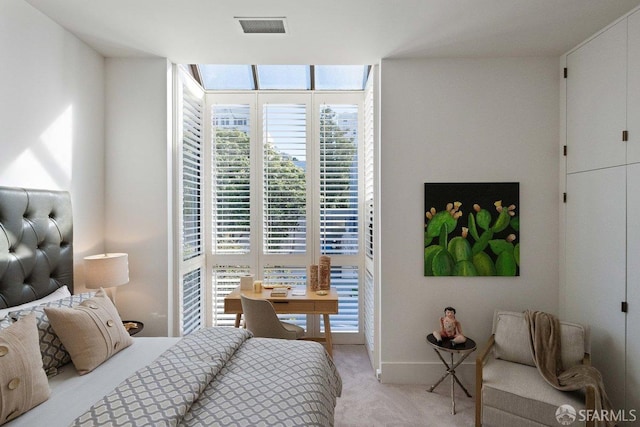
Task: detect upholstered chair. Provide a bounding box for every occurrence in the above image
[475,310,594,427]
[240,295,305,340]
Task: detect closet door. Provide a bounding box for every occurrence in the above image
[627,163,640,413]
[565,167,626,409]
[628,10,640,164]
[566,20,627,173]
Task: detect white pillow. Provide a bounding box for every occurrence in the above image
[0,286,71,320]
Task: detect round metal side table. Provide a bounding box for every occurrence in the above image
[426,333,476,415]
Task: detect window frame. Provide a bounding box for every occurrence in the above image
[176,81,365,342]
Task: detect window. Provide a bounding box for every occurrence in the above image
[319,104,359,255]
[176,68,206,335]
[176,66,370,342]
[210,93,363,339]
[262,103,308,254]
[196,64,371,91]
[212,104,251,255]
[257,65,310,90]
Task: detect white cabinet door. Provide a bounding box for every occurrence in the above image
[567,20,627,173]
[626,163,640,413]
[565,167,626,409]
[628,10,640,164]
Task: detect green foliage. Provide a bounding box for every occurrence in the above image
[319,107,357,209]
[214,107,356,252]
[424,201,519,276]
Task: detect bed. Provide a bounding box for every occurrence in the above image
[0,186,342,426]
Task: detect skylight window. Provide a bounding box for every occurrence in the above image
[257,65,310,90]
[199,64,255,90]
[195,64,370,91]
[315,65,369,90]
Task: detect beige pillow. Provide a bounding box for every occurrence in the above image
[0,314,50,425]
[493,311,535,366]
[44,289,132,375]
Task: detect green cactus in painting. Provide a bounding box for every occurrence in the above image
[424,203,461,276]
[424,200,519,276]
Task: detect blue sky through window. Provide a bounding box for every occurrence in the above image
[199,64,254,90]
[197,64,369,90]
[315,65,368,90]
[257,65,309,90]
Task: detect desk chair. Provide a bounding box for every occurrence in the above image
[240,295,305,340]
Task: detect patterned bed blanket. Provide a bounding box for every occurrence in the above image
[72,327,342,427]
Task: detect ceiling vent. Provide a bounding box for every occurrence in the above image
[235,17,287,34]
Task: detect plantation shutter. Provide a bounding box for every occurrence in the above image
[182,87,204,260]
[212,266,250,326]
[262,104,308,254]
[182,268,203,335]
[263,266,307,328]
[212,105,251,254]
[362,68,377,356]
[319,105,359,255]
[178,68,205,335]
[363,82,375,260]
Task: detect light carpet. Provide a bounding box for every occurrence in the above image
[332,345,474,427]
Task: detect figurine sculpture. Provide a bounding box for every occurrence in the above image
[433,306,466,345]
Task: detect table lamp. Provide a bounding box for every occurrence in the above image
[83,253,129,307]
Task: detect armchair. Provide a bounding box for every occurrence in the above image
[475,310,595,427]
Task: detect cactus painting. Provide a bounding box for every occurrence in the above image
[424,182,520,277]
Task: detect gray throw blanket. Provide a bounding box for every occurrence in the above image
[525,310,615,427]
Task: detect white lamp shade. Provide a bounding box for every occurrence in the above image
[83,253,129,289]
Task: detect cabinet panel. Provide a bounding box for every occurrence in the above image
[627,163,640,413]
[628,11,640,164]
[567,20,627,173]
[565,168,626,409]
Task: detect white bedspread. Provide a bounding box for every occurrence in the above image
[6,337,180,427]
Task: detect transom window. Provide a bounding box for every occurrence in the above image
[194,64,370,91]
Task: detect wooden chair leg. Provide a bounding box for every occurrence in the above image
[585,386,595,427]
[475,361,482,427]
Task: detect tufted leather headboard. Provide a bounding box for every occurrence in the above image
[0,186,73,309]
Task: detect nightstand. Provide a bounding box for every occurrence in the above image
[122,320,144,336]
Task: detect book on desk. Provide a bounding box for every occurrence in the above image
[270,288,288,297]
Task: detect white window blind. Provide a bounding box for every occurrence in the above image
[323,266,359,332]
[212,266,250,326]
[363,71,376,351]
[263,104,307,254]
[193,90,366,340]
[364,268,374,349]
[364,84,374,203]
[363,81,375,260]
[178,68,205,337]
[212,105,251,254]
[319,105,359,255]
[182,268,203,335]
[263,266,307,328]
[182,88,204,261]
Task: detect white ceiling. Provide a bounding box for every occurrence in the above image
[25,0,640,64]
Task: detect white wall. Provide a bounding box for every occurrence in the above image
[379,57,560,383]
[0,0,105,281]
[0,2,172,338]
[104,58,173,337]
